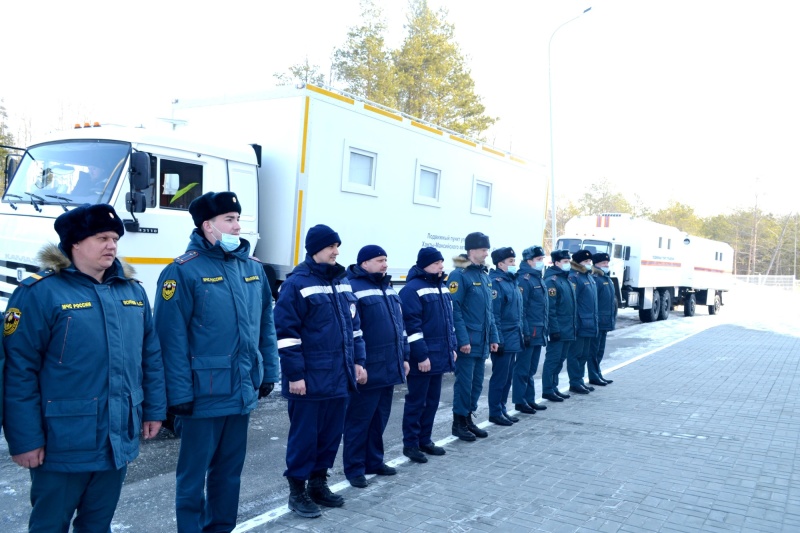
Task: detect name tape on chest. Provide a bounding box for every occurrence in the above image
[61,301,92,310]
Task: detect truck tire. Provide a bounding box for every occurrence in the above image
[638,290,660,322]
[658,289,671,320]
[683,293,696,317]
[708,293,721,315]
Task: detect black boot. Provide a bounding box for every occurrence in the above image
[287,478,321,518]
[451,413,476,442]
[466,412,489,438]
[308,470,344,508]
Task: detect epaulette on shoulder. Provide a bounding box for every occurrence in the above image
[21,269,56,286]
[174,251,199,265]
[248,256,262,263]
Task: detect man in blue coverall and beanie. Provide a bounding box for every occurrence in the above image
[154,191,279,532]
[3,204,166,532]
[448,232,499,441]
[343,245,409,488]
[274,224,367,518]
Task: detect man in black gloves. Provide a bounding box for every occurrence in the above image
[154,191,278,532]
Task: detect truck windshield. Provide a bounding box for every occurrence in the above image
[557,238,612,256]
[2,140,130,207]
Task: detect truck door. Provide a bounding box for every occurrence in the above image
[228,160,259,247]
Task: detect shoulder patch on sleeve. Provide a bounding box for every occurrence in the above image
[448,281,459,294]
[174,251,199,265]
[548,287,557,297]
[20,269,55,286]
[4,308,22,336]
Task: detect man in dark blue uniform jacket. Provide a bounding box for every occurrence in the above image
[541,249,577,403]
[400,247,457,463]
[3,204,166,532]
[448,232,499,441]
[589,252,617,386]
[274,224,367,518]
[513,246,549,413]
[566,249,598,394]
[154,191,279,532]
[343,245,409,488]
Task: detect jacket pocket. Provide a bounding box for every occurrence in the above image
[44,398,98,453]
[128,387,144,441]
[191,355,233,397]
[303,351,334,396]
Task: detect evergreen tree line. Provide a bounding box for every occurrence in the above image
[545,179,798,279]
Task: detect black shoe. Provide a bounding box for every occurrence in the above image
[308,470,344,508]
[466,413,489,438]
[602,378,613,384]
[348,475,368,488]
[419,443,446,456]
[588,380,607,386]
[569,386,590,394]
[451,414,476,442]
[542,393,563,402]
[287,478,322,518]
[531,402,547,411]
[515,403,536,414]
[585,385,595,392]
[403,446,428,463]
[504,413,520,423]
[555,390,571,399]
[489,415,513,426]
[369,463,397,476]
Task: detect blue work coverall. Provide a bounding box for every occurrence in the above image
[3,244,166,532]
[343,265,408,479]
[154,230,278,533]
[399,265,457,449]
[447,255,499,417]
[513,262,549,406]
[274,257,366,480]
[542,265,577,395]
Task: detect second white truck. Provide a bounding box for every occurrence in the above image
[557,213,733,322]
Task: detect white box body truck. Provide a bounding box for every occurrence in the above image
[557,213,733,322]
[1,84,548,309]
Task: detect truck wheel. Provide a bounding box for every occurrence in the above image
[658,289,671,320]
[683,293,696,317]
[638,290,661,322]
[708,293,721,315]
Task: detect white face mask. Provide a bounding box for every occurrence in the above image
[560,262,571,272]
[506,265,518,275]
[534,261,545,270]
[211,223,241,252]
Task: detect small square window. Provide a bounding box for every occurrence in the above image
[471,177,492,216]
[341,142,378,197]
[413,161,441,207]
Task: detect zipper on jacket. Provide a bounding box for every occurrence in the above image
[59,316,72,363]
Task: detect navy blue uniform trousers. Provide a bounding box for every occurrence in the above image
[513,345,542,405]
[175,414,249,533]
[588,331,608,382]
[541,340,573,394]
[285,398,347,480]
[567,337,593,387]
[452,355,485,416]
[343,386,393,479]
[402,373,443,448]
[488,352,516,417]
[29,466,126,533]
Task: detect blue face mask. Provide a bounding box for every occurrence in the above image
[600,266,610,274]
[534,261,545,270]
[560,262,571,272]
[506,265,518,275]
[212,223,241,252]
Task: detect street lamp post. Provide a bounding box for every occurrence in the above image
[549,7,591,250]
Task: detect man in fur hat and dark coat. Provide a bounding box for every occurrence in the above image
[447,232,499,442]
[2,204,166,532]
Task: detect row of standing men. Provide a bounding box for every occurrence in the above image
[0,191,616,532]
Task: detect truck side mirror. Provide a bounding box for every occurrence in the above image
[126,191,147,213]
[129,152,151,190]
[5,156,19,185]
